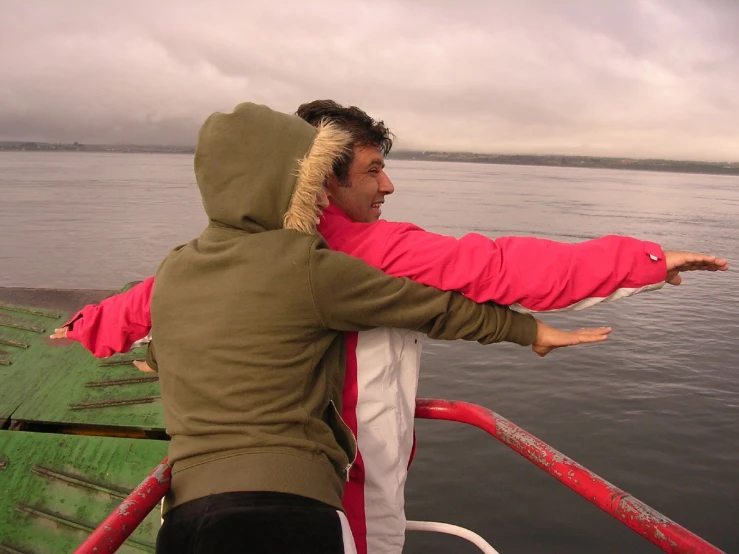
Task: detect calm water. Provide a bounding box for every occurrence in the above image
[2,152,738,553]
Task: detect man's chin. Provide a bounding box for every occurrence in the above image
[368,207,383,221]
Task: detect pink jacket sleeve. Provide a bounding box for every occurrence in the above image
[65,277,154,357]
[374,223,667,312]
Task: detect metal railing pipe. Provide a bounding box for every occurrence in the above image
[415,398,724,554]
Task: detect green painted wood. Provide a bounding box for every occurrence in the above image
[0,299,73,421]
[11,343,164,431]
[0,286,165,431]
[0,431,167,554]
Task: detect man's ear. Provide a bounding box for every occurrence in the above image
[325,173,340,199]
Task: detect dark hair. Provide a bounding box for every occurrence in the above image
[296,100,394,181]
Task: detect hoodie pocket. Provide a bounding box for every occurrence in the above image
[328,399,357,481]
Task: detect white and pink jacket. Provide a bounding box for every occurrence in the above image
[65,203,667,554]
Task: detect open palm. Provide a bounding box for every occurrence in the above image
[531,321,612,357]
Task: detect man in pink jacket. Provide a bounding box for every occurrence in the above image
[54,100,728,553]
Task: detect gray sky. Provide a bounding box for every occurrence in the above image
[2,0,738,161]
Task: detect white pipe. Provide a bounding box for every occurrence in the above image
[406,520,500,554]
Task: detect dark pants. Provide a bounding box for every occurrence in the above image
[156,491,352,554]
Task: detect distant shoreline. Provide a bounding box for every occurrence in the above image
[389,151,739,177]
[2,140,738,176]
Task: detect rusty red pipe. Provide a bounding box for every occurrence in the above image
[73,458,171,554]
[77,399,724,554]
[415,398,724,554]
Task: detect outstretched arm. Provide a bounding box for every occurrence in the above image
[372,222,726,312]
[50,277,154,357]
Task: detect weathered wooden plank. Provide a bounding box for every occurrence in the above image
[0,431,167,554]
[0,286,164,431]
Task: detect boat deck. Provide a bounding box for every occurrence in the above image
[0,286,167,554]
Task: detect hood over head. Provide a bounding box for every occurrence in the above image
[195,102,351,234]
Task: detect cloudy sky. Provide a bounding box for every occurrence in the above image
[1,0,738,161]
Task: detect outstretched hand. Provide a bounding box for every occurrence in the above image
[531,320,612,357]
[50,326,68,340]
[665,251,728,286]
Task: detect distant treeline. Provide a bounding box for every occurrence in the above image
[0,141,195,154]
[2,141,737,176]
[388,151,739,176]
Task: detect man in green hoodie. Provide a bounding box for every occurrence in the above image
[148,102,611,554]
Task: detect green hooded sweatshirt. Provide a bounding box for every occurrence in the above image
[148,102,537,514]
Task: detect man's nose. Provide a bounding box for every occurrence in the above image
[379,172,395,195]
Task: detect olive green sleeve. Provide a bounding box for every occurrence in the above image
[145,339,158,372]
[144,255,172,373]
[308,241,537,346]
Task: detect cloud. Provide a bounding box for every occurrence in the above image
[1,0,737,160]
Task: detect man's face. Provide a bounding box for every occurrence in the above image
[326,145,395,223]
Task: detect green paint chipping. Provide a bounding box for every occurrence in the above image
[0,431,167,554]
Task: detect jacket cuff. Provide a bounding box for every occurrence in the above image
[642,241,667,283]
[507,312,538,346]
[145,341,159,372]
[64,313,84,341]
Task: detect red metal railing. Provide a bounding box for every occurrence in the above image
[74,399,725,554]
[415,398,725,554]
[73,459,171,554]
